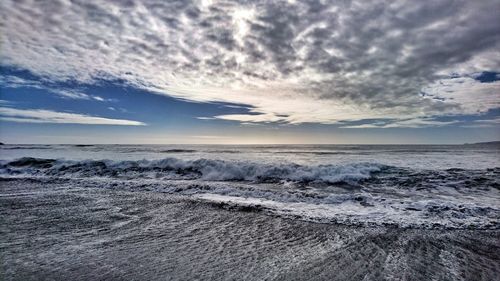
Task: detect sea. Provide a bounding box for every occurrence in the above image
[1,143,499,230]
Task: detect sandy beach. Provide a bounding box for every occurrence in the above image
[1,178,499,281]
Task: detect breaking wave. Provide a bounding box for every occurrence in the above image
[1,156,499,229]
[0,157,384,184]
[160,149,197,153]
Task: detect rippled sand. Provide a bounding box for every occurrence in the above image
[1,178,499,281]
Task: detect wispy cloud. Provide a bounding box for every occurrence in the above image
[473,117,500,124]
[208,113,288,123]
[1,0,499,125]
[460,117,500,128]
[0,75,108,101]
[0,107,145,126]
[340,118,458,129]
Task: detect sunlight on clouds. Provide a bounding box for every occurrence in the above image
[422,77,500,114]
[1,0,499,127]
[232,7,255,48]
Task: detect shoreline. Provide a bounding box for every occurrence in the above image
[1,178,499,280]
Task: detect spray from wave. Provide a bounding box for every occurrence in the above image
[2,157,499,229]
[0,157,385,184]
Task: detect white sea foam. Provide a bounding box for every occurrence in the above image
[194,193,500,229]
[0,157,385,184]
[1,144,499,229]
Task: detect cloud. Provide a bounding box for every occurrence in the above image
[340,118,458,128]
[459,116,500,128]
[210,113,287,123]
[421,76,500,114]
[1,0,499,125]
[473,117,500,124]
[0,107,146,125]
[0,75,108,101]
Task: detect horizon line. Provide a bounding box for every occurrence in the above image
[1,141,499,146]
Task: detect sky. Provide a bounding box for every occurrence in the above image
[0,0,499,144]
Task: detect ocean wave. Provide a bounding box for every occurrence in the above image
[7,157,57,168]
[2,156,499,229]
[0,145,53,150]
[4,174,498,229]
[2,157,499,192]
[159,149,197,153]
[273,151,351,155]
[0,157,385,184]
[194,193,500,229]
[205,150,241,154]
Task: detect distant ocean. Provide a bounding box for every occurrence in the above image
[2,143,499,229]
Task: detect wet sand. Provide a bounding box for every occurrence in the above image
[1,178,499,281]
